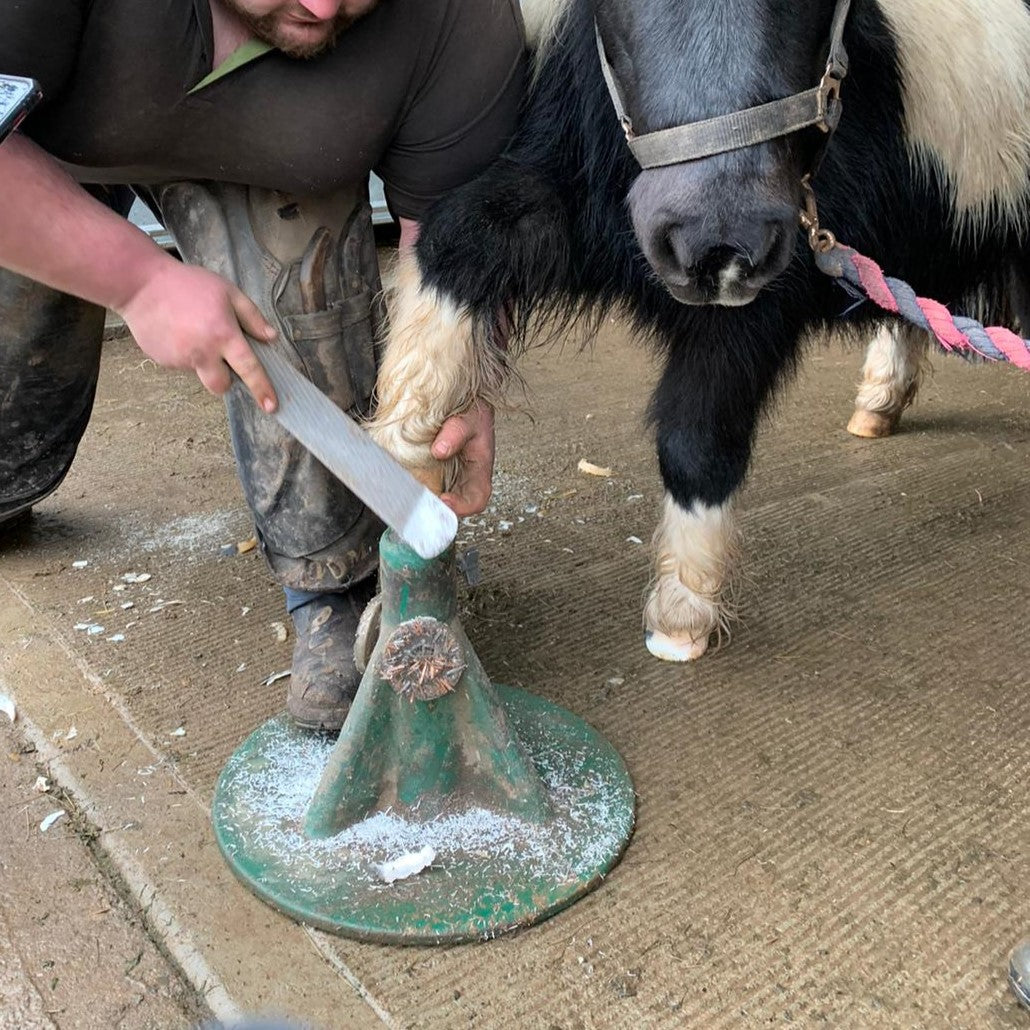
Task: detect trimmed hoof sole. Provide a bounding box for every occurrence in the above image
[847,408,898,439]
[645,630,710,663]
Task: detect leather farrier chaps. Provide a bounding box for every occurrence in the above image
[152,181,386,592]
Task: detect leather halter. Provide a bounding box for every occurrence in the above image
[596,0,853,168]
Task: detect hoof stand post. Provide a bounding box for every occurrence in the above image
[212,531,635,944]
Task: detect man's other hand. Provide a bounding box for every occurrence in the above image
[431,401,495,516]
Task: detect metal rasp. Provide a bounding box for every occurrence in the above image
[250,343,457,560]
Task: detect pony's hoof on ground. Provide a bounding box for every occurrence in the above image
[847,408,897,438]
[645,630,710,663]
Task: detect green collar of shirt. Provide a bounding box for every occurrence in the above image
[189,39,274,94]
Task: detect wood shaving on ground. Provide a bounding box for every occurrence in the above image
[237,537,258,554]
[578,459,614,477]
[264,670,291,687]
[40,810,67,832]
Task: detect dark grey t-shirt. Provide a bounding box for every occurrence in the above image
[1,0,526,219]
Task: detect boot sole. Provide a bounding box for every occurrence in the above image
[286,702,351,734]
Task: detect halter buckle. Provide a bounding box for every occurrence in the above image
[815,65,844,133]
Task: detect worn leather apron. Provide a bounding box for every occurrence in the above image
[152,181,386,591]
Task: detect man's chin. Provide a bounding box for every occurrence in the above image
[264,21,344,58]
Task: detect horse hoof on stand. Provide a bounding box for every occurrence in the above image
[846,407,899,439]
[645,629,711,663]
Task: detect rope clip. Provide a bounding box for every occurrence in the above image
[799,175,838,255]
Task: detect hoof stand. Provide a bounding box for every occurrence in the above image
[212,531,635,944]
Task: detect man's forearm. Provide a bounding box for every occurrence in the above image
[0,134,172,311]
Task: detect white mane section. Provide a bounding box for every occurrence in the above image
[880,0,1030,235]
[520,0,574,64]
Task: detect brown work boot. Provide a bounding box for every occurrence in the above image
[287,581,377,733]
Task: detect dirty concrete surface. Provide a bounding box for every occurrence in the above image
[0,719,207,1029]
[0,285,1028,1028]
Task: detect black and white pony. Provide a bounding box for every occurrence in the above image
[371,0,1030,662]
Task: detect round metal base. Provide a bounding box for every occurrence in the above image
[212,685,635,944]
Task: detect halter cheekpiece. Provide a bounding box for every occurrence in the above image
[595,0,853,168]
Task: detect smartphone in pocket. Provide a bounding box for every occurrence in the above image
[0,75,42,143]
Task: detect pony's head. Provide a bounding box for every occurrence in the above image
[594,0,843,305]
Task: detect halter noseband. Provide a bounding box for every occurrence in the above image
[596,0,853,168]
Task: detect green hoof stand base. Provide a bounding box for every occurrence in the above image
[212,532,635,945]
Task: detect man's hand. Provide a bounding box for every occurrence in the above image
[116,260,280,412]
[431,401,495,516]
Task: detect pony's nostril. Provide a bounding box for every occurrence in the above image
[762,222,788,261]
[655,227,678,271]
[653,223,722,281]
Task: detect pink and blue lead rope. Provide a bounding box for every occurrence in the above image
[814,243,1030,371]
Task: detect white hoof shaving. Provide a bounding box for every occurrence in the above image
[375,845,437,884]
[645,630,710,663]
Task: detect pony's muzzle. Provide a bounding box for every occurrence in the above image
[628,163,798,306]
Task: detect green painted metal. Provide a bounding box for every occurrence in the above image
[212,532,635,944]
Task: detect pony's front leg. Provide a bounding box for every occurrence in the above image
[847,322,928,438]
[645,493,739,662]
[369,252,504,491]
[644,319,793,662]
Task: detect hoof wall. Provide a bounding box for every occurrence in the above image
[353,593,383,675]
[847,408,897,439]
[645,630,709,663]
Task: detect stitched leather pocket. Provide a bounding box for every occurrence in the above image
[283,289,377,417]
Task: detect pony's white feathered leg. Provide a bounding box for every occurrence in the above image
[370,253,505,490]
[644,495,738,662]
[847,323,929,438]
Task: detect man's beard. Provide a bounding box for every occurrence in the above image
[221,2,357,59]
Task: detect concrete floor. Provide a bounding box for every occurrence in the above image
[0,719,206,1029]
[0,313,1027,1028]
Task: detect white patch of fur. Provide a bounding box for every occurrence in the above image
[643,495,737,662]
[520,0,573,66]
[880,0,1030,234]
[852,322,929,418]
[369,254,505,489]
